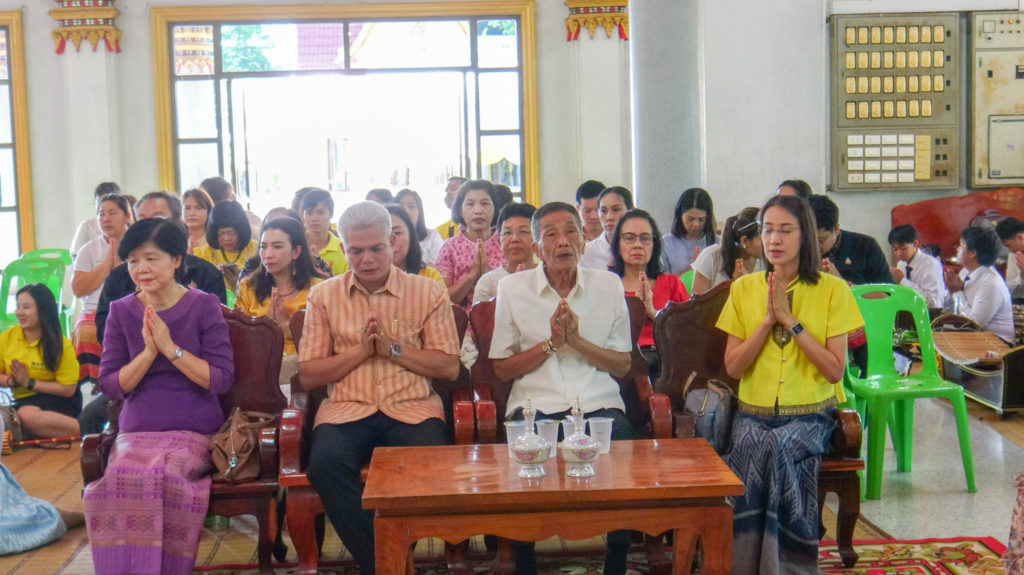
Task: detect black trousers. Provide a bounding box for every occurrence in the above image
[507,407,637,575]
[308,411,447,575]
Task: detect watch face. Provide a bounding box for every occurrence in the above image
[390,343,402,358]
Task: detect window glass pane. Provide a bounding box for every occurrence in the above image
[477,19,518,68]
[175,80,217,139]
[0,148,14,207]
[481,135,520,190]
[222,23,345,73]
[178,143,220,190]
[0,29,9,81]
[349,21,470,69]
[0,211,19,272]
[478,72,519,131]
[173,25,214,76]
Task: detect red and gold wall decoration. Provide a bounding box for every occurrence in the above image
[49,0,122,54]
[565,0,628,41]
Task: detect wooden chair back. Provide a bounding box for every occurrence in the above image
[652,280,736,410]
[618,296,650,432]
[220,306,287,417]
[468,299,512,424]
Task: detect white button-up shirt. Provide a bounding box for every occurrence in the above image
[490,266,630,417]
[897,249,947,309]
[578,234,613,271]
[955,266,1015,343]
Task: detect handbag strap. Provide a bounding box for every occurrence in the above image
[682,371,699,398]
[236,411,276,430]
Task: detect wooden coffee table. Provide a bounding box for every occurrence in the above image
[363,438,744,575]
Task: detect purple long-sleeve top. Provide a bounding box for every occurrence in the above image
[99,289,234,434]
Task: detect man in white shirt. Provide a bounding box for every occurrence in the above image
[888,224,947,309]
[578,186,632,271]
[490,201,634,575]
[996,217,1024,302]
[944,225,1015,343]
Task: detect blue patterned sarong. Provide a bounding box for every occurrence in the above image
[0,463,66,555]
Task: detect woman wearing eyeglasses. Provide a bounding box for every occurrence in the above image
[716,194,863,574]
[609,210,688,375]
[690,207,764,295]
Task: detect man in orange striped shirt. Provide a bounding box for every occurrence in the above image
[297,201,460,574]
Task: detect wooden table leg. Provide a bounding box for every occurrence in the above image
[375,516,411,575]
[671,528,698,575]
[695,506,733,575]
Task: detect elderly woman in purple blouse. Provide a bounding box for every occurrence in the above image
[82,218,234,575]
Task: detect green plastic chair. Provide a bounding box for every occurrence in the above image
[847,283,976,500]
[225,289,236,309]
[679,269,695,292]
[0,257,70,335]
[21,248,72,267]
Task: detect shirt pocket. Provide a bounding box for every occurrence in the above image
[388,319,425,350]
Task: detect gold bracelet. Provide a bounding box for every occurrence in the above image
[544,339,558,354]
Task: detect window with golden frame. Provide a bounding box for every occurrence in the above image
[0,11,33,268]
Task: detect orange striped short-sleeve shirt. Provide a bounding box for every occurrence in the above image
[299,267,458,427]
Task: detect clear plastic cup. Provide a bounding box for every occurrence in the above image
[535,419,560,458]
[504,420,529,458]
[561,418,586,442]
[588,417,614,454]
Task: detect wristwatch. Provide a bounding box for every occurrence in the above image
[25,378,35,390]
[389,343,403,360]
[544,339,558,355]
[170,347,184,362]
[789,322,805,337]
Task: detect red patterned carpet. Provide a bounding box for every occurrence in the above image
[820,537,1007,574]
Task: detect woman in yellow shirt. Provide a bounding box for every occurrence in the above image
[193,200,258,292]
[385,204,447,289]
[235,218,321,384]
[0,285,81,438]
[716,194,863,575]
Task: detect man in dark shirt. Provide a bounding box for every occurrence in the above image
[80,191,226,434]
[807,195,893,285]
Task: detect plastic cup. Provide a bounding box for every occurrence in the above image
[504,420,529,458]
[561,419,586,443]
[535,419,560,458]
[588,417,614,454]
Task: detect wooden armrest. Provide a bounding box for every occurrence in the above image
[257,424,279,480]
[279,406,306,478]
[648,392,673,439]
[80,428,118,485]
[452,389,475,445]
[475,399,497,444]
[830,408,862,459]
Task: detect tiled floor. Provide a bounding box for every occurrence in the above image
[830,396,1024,544]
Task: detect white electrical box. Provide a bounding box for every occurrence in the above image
[830,13,960,192]
[970,12,1024,187]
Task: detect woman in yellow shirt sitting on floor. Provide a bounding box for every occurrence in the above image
[193,200,258,293]
[0,284,81,438]
[235,217,321,384]
[716,194,864,575]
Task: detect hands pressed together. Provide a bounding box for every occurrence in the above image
[142,306,179,360]
[763,272,796,328]
[549,298,581,350]
[359,311,396,360]
[0,359,29,388]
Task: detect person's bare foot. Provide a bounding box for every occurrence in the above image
[57,508,85,530]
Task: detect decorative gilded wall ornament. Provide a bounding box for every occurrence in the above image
[49,0,122,54]
[565,0,628,41]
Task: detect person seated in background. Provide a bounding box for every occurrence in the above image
[71,182,121,260]
[365,188,393,204]
[995,217,1024,303]
[84,217,234,575]
[579,186,634,271]
[0,285,81,439]
[71,194,133,387]
[575,179,605,242]
[238,208,333,284]
[85,192,225,436]
[609,209,688,377]
[944,225,1015,343]
[436,179,506,308]
[298,201,460,575]
[200,175,262,239]
[490,202,635,575]
[300,188,348,276]
[888,223,947,310]
[236,217,321,386]
[492,184,514,227]
[436,176,467,240]
[690,206,764,295]
[807,195,892,285]
[660,187,717,275]
[776,178,813,198]
[182,188,214,252]
[193,200,258,292]
[474,202,538,303]
[0,417,85,556]
[395,189,444,266]
[384,204,446,289]
[717,194,862,574]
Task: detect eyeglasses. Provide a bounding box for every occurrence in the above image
[620,233,653,245]
[217,229,239,238]
[760,226,799,240]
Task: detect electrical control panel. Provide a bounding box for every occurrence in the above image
[830,13,960,192]
[970,12,1024,187]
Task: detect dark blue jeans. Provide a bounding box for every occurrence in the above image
[308,411,447,575]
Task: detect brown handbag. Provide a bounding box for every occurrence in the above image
[210,407,275,483]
